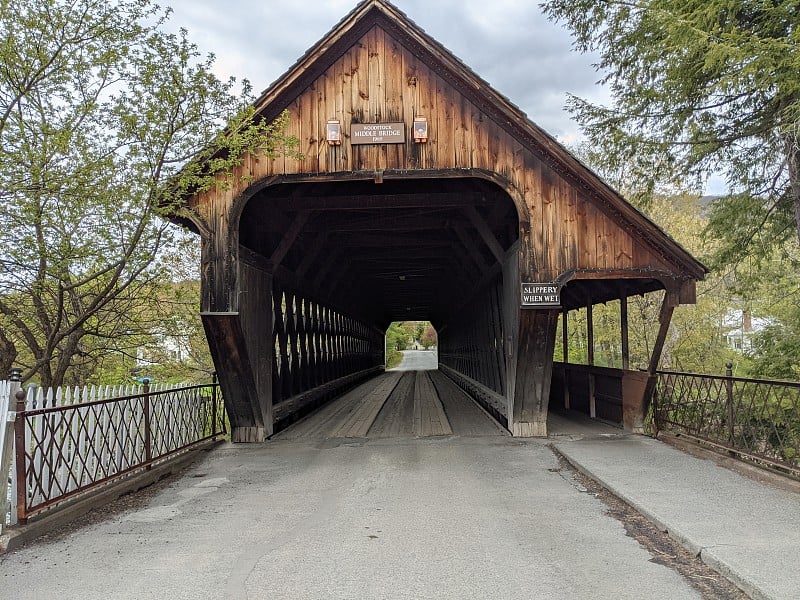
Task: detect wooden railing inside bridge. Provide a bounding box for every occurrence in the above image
[269,285,385,431]
[438,278,509,426]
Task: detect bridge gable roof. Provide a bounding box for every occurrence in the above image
[245,0,706,281]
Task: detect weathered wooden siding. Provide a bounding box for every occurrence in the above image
[238,256,274,432]
[188,25,683,284]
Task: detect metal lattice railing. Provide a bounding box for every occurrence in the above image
[653,369,800,476]
[13,382,225,523]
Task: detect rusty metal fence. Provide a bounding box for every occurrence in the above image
[653,366,800,477]
[13,380,225,523]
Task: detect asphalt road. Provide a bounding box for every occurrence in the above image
[392,349,438,371]
[0,435,702,599]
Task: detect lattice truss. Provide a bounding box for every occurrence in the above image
[271,286,384,405]
[438,278,506,396]
[655,372,800,470]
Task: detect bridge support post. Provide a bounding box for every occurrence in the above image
[509,308,559,437]
[199,232,275,443]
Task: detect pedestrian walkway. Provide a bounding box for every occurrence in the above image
[554,433,800,600]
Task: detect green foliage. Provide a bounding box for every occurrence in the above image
[736,247,800,380]
[745,324,800,381]
[555,194,740,374]
[384,321,435,368]
[386,322,410,353]
[0,0,297,387]
[421,326,438,349]
[542,0,800,257]
[384,322,406,369]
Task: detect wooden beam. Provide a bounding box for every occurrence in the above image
[201,312,266,440]
[620,293,630,370]
[640,289,679,420]
[348,248,459,262]
[453,224,489,273]
[511,308,559,437]
[562,307,570,410]
[246,203,292,233]
[334,233,453,247]
[647,290,678,376]
[281,192,490,211]
[313,247,343,289]
[464,206,505,264]
[586,299,595,419]
[486,195,512,230]
[270,210,310,267]
[296,231,329,279]
[307,214,470,233]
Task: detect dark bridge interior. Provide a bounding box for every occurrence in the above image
[223,175,524,434]
[238,176,519,329]
[211,171,693,439]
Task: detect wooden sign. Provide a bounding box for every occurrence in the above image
[521,283,562,308]
[351,123,405,144]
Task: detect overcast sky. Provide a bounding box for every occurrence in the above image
[164,0,609,145]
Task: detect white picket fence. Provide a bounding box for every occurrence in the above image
[1,379,14,529]
[20,381,182,411]
[1,380,186,530]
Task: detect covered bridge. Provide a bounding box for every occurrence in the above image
[170,0,706,442]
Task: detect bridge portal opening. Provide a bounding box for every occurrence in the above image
[238,176,520,328]
[230,175,520,435]
[385,321,438,370]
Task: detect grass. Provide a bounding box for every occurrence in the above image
[386,349,403,370]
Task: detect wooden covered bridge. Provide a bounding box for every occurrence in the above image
[170,0,705,442]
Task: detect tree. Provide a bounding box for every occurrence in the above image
[0,0,297,387]
[384,322,409,369]
[421,326,437,349]
[737,245,800,380]
[542,0,800,261]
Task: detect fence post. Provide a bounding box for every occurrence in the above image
[1,369,23,532]
[725,362,735,448]
[143,379,152,468]
[211,372,218,437]
[14,384,27,525]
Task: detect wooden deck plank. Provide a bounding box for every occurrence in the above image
[367,372,416,438]
[278,370,507,440]
[429,371,509,437]
[336,372,403,438]
[273,375,387,440]
[413,371,452,437]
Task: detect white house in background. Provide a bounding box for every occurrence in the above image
[136,333,188,367]
[722,309,771,352]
